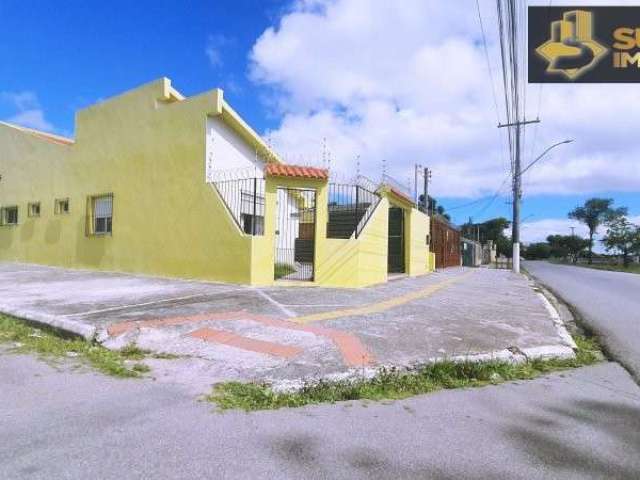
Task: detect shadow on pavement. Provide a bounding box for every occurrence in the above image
[507,398,640,479]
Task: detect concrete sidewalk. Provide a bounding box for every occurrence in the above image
[0,262,574,393]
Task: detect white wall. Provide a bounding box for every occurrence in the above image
[275,189,301,264]
[205,115,264,182]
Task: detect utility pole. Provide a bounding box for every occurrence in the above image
[498,118,540,274]
[423,167,431,213]
[413,164,422,205]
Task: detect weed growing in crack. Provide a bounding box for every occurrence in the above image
[207,336,602,411]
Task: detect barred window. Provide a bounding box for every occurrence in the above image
[55,198,70,215]
[1,206,18,225]
[28,202,41,217]
[88,194,113,235]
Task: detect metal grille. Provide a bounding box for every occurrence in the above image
[327,183,380,239]
[275,188,316,281]
[388,207,405,273]
[213,178,265,235]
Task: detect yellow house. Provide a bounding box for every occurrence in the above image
[0,78,431,287]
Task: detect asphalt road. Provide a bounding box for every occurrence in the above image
[525,261,640,381]
[2,353,640,480]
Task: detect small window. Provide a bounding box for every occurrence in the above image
[241,214,264,235]
[55,198,70,215]
[88,194,113,235]
[1,206,19,226]
[28,202,41,217]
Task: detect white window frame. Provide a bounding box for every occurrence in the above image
[90,194,113,236]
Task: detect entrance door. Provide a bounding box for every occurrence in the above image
[274,188,316,281]
[387,207,405,273]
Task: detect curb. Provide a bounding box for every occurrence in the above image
[268,344,577,393]
[0,305,96,340]
[535,291,578,350]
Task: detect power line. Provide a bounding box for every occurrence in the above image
[475,0,501,125]
[475,0,511,183]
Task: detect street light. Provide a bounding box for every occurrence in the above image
[512,139,573,274]
[519,139,573,178]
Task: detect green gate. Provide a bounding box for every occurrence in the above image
[387,207,405,273]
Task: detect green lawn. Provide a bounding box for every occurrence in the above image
[549,258,640,274]
[274,262,296,279]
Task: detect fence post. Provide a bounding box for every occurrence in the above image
[355,186,360,238]
[252,177,257,235]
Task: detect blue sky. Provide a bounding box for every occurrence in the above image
[0,0,282,133]
[1,0,638,242]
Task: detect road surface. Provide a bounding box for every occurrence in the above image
[525,261,640,381]
[1,353,639,480]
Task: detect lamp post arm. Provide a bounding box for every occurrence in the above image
[518,139,573,178]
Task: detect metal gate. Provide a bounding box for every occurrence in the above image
[387,207,405,273]
[274,188,316,281]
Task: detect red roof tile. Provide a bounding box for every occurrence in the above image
[266,163,328,180]
[389,187,415,205]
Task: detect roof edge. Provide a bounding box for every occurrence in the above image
[220,95,281,164]
[0,121,74,146]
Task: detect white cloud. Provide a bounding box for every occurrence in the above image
[250,0,640,199]
[206,34,233,68]
[6,109,54,132]
[1,90,55,132]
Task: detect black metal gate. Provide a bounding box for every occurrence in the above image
[274,188,316,281]
[387,207,405,273]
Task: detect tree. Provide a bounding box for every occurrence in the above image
[459,217,512,257]
[601,217,640,267]
[421,196,451,221]
[524,242,551,260]
[568,198,627,264]
[546,234,590,263]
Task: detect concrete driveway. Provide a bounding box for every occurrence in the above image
[0,262,573,392]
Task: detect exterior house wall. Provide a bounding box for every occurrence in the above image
[0,78,259,283]
[384,188,431,278]
[406,208,431,275]
[315,196,389,288]
[0,77,433,288]
[205,115,263,181]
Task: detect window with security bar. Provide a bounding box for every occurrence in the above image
[87,194,113,235]
[28,202,41,217]
[1,206,18,226]
[55,198,70,215]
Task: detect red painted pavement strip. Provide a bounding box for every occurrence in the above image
[107,309,373,367]
[230,313,374,367]
[107,310,248,336]
[189,328,303,358]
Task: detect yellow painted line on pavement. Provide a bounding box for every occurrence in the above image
[293,270,476,324]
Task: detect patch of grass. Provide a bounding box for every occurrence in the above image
[548,258,640,274]
[207,335,602,411]
[274,262,296,279]
[0,314,150,378]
